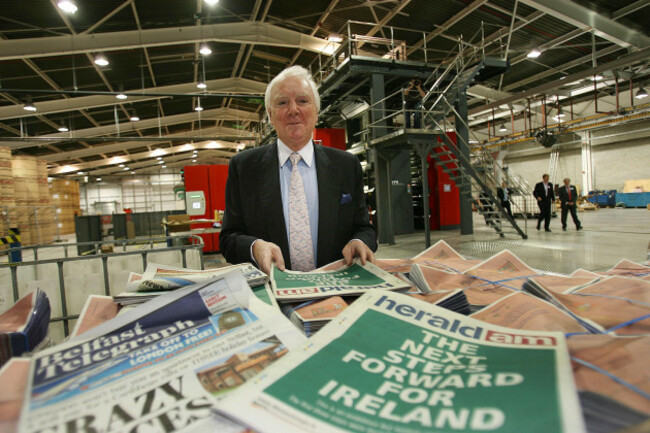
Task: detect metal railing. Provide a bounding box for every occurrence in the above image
[0,235,205,337]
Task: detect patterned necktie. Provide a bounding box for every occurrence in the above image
[288,152,315,271]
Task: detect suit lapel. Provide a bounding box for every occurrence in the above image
[315,144,338,265]
[258,142,290,265]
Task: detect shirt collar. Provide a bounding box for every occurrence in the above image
[277,139,314,168]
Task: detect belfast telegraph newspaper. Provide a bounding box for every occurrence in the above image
[18,270,306,433]
[215,290,586,433]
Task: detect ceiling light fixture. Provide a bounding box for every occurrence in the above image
[158,160,164,164]
[94,54,109,66]
[116,92,127,100]
[119,164,125,167]
[526,48,541,59]
[96,178,102,182]
[327,34,343,43]
[498,124,508,132]
[204,0,219,5]
[129,114,140,122]
[195,98,203,112]
[57,125,69,132]
[23,96,37,112]
[197,81,207,89]
[161,165,167,169]
[591,74,603,81]
[57,1,78,14]
[199,44,212,56]
[124,167,130,171]
[157,156,163,160]
[192,159,197,163]
[635,87,648,99]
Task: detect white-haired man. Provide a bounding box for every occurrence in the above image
[220,66,377,274]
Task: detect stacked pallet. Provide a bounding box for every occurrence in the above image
[0,155,58,247]
[49,179,81,235]
[0,147,13,252]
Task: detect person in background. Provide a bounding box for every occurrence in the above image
[558,178,582,231]
[219,66,377,275]
[403,78,426,129]
[533,173,555,232]
[496,180,514,218]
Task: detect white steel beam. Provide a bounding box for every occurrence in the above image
[0,22,337,61]
[519,0,650,48]
[0,78,266,120]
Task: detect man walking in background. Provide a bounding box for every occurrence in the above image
[558,178,582,231]
[497,180,514,218]
[533,174,554,232]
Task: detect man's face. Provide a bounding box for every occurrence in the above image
[269,76,318,149]
[543,175,549,183]
[564,178,570,187]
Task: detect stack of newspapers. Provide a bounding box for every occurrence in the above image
[0,289,50,368]
[3,241,649,433]
[113,262,269,306]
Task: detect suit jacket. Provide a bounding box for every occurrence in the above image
[558,185,578,205]
[533,181,555,202]
[496,187,512,202]
[219,141,377,269]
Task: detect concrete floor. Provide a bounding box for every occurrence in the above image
[375,208,650,274]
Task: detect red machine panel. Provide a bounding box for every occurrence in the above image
[427,132,460,230]
[313,128,346,150]
[208,164,229,251]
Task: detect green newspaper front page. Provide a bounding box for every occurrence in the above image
[215,290,585,433]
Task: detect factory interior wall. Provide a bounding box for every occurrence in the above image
[502,119,650,192]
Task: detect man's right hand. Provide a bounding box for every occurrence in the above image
[253,240,285,275]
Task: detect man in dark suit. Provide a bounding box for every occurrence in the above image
[496,181,513,218]
[220,66,377,274]
[558,178,582,231]
[533,173,554,232]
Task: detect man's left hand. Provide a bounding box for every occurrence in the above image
[342,239,375,266]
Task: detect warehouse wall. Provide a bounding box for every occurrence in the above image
[80,172,185,214]
[503,119,650,192]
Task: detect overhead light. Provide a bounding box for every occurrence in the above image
[23,96,37,112]
[158,160,164,164]
[132,171,136,175]
[204,0,219,5]
[327,34,343,43]
[193,149,198,153]
[161,165,167,169]
[157,156,163,160]
[94,54,109,66]
[498,124,507,132]
[57,125,69,132]
[195,98,204,112]
[116,92,127,100]
[119,164,125,167]
[123,167,130,171]
[591,74,603,81]
[635,87,648,99]
[129,114,140,122]
[192,159,197,163]
[77,171,85,175]
[96,178,102,182]
[526,48,541,59]
[555,111,566,119]
[57,1,77,14]
[199,44,212,56]
[197,81,207,89]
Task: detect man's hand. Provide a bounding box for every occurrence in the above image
[342,239,375,266]
[537,197,541,201]
[253,240,285,275]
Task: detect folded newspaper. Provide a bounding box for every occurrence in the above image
[270,261,411,301]
[280,296,349,336]
[126,262,268,292]
[0,289,51,368]
[215,290,585,433]
[18,271,305,433]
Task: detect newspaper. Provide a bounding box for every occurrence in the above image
[129,262,268,292]
[411,240,480,273]
[604,259,650,279]
[0,289,51,368]
[69,296,120,338]
[464,250,539,291]
[0,357,30,433]
[409,289,471,315]
[215,290,585,433]
[470,292,588,333]
[281,297,349,336]
[409,264,516,311]
[568,334,650,432]
[270,261,411,301]
[525,276,650,335]
[18,271,306,433]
